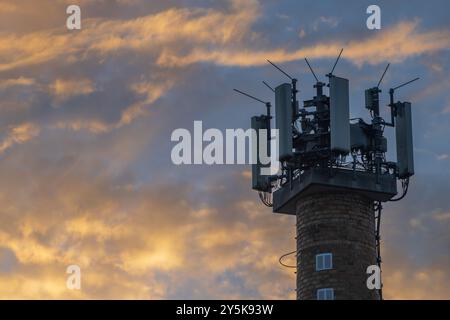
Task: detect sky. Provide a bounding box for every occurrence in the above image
[0,0,449,299]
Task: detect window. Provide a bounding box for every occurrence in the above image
[317,288,335,300]
[316,253,333,271]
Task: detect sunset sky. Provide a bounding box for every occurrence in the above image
[0,0,449,299]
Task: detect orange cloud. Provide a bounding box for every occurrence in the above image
[52,79,173,133]
[0,77,36,89]
[0,0,448,300]
[0,123,40,154]
[0,2,16,13]
[156,20,450,67]
[50,79,95,104]
[0,0,260,72]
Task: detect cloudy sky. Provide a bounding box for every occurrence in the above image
[0,0,449,299]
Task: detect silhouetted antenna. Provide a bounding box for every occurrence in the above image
[267,59,293,80]
[392,77,420,91]
[389,77,420,107]
[234,88,272,122]
[262,81,275,93]
[233,89,268,105]
[329,48,343,76]
[266,59,299,118]
[304,58,319,82]
[377,63,390,88]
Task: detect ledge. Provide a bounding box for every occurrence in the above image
[273,168,398,215]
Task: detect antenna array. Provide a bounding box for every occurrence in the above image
[234,48,419,207]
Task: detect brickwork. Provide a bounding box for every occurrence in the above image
[296,192,380,300]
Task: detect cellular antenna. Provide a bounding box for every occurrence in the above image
[377,63,390,88]
[304,58,319,82]
[262,81,275,93]
[388,77,420,113]
[392,77,420,91]
[266,59,299,118]
[233,88,272,119]
[267,59,293,80]
[233,89,268,105]
[329,48,343,76]
[234,88,272,150]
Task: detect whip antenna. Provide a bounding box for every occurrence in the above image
[267,60,293,80]
[377,63,390,88]
[233,89,268,105]
[392,77,420,91]
[262,81,275,93]
[304,58,319,82]
[329,48,343,76]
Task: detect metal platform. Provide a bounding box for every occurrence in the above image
[273,168,398,215]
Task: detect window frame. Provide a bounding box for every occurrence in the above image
[315,253,333,271]
[317,288,335,300]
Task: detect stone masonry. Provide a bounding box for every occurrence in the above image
[296,191,380,300]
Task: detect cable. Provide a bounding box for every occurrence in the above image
[374,201,383,300]
[278,250,297,268]
[258,191,273,207]
[389,178,409,202]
